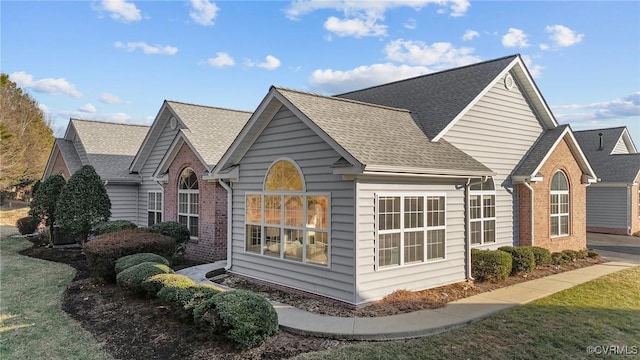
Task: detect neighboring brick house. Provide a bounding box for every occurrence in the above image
[574,127,640,235]
[212,54,598,305]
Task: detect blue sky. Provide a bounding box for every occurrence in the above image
[2,1,639,145]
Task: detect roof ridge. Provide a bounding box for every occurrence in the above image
[274,86,412,113]
[70,118,150,128]
[335,54,519,96]
[165,100,252,114]
[574,126,628,133]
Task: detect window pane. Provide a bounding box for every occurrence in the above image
[264,226,281,257]
[550,194,559,215]
[483,220,496,243]
[148,212,155,227]
[284,229,304,261]
[551,216,559,236]
[155,193,162,210]
[155,212,162,224]
[246,224,261,253]
[427,196,445,227]
[469,195,481,219]
[560,194,569,214]
[427,229,445,260]
[378,233,400,267]
[404,231,424,264]
[190,193,199,214]
[307,196,328,230]
[307,231,328,265]
[265,195,281,225]
[178,215,188,227]
[246,195,262,223]
[379,197,400,230]
[483,195,495,218]
[560,215,569,235]
[285,196,304,227]
[178,193,188,214]
[404,196,423,228]
[264,160,304,191]
[470,221,481,245]
[551,172,568,190]
[179,168,198,189]
[148,192,155,210]
[189,217,198,237]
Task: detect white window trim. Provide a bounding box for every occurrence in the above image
[244,192,331,268]
[375,193,447,271]
[550,171,570,238]
[147,191,163,226]
[178,188,199,240]
[469,188,497,246]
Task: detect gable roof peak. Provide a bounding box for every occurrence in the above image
[70,118,150,129]
[165,99,252,114]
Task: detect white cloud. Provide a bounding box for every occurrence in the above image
[78,104,97,113]
[462,29,479,41]
[38,104,50,115]
[384,39,480,67]
[404,18,417,30]
[99,93,123,104]
[554,92,640,121]
[521,55,543,78]
[545,24,584,47]
[9,71,82,98]
[539,43,550,51]
[247,55,281,70]
[207,52,235,67]
[114,41,178,55]
[502,28,529,48]
[189,0,219,26]
[98,0,141,23]
[324,16,387,37]
[309,63,430,93]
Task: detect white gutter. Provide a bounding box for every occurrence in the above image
[522,181,535,246]
[218,179,233,270]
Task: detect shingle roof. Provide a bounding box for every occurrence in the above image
[512,125,570,177]
[276,87,493,176]
[71,119,149,181]
[55,138,82,175]
[336,55,517,139]
[166,101,252,168]
[574,127,640,183]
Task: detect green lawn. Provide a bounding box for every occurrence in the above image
[0,235,112,360]
[295,266,640,360]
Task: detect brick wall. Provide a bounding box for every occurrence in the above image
[163,143,227,262]
[50,149,71,179]
[518,136,587,252]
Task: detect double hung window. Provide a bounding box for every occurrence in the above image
[550,171,569,237]
[178,168,199,239]
[469,179,496,245]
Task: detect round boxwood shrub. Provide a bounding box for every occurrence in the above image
[561,249,579,261]
[147,221,190,256]
[142,273,195,298]
[471,249,512,282]
[116,262,173,294]
[528,246,552,266]
[194,290,278,349]
[551,251,572,265]
[83,229,176,281]
[92,220,137,237]
[498,246,535,275]
[115,253,170,275]
[158,282,222,320]
[16,216,40,235]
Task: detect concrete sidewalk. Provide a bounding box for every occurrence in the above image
[178,261,636,341]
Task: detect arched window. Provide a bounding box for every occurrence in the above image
[469,178,496,245]
[245,159,329,266]
[550,171,569,237]
[178,168,199,238]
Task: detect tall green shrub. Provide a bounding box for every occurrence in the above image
[29,174,66,237]
[55,165,111,242]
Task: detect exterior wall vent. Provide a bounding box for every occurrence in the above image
[169,116,177,130]
[504,74,515,90]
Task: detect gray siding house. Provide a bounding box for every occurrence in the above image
[43,119,149,222]
[213,55,597,305]
[574,127,640,235]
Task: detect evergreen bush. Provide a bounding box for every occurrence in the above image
[92,220,137,236]
[148,221,190,256]
[116,262,173,294]
[471,249,512,282]
[527,246,552,266]
[498,246,536,274]
[29,174,66,238]
[16,216,40,235]
[114,253,170,275]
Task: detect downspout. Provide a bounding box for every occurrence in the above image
[627,185,632,236]
[218,179,233,270]
[522,181,535,246]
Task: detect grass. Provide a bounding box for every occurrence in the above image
[0,234,113,360]
[0,202,29,227]
[295,266,640,360]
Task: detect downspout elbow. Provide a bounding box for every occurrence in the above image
[218,179,233,270]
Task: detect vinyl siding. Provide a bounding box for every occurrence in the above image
[586,187,628,229]
[355,179,467,304]
[230,107,356,304]
[136,118,180,226]
[443,73,544,247]
[611,137,630,154]
[107,184,139,222]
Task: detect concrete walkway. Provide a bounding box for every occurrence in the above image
[177,261,637,341]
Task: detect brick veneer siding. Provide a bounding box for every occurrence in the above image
[518,136,587,252]
[163,143,227,262]
[50,150,71,179]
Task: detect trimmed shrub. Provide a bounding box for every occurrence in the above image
[158,283,222,320]
[561,249,579,262]
[16,216,40,235]
[471,249,512,282]
[92,220,137,236]
[83,229,176,281]
[115,253,170,274]
[194,290,278,349]
[498,246,535,274]
[587,250,600,258]
[576,249,588,259]
[551,251,571,265]
[29,174,66,238]
[142,273,195,298]
[116,262,173,294]
[528,246,552,266]
[148,221,190,256]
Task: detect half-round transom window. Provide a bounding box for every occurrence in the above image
[179,168,198,189]
[551,171,568,190]
[264,160,304,191]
